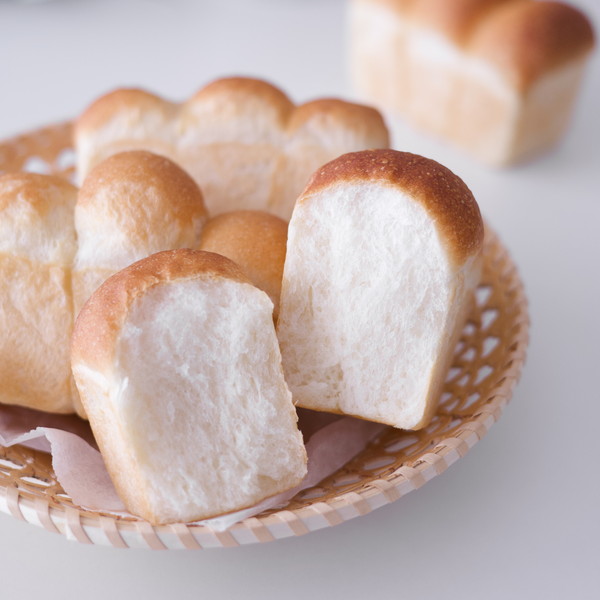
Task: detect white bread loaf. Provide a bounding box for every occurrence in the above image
[277,149,484,430]
[350,0,595,165]
[73,150,208,317]
[71,249,307,525]
[74,77,390,218]
[0,174,77,413]
[72,150,207,418]
[198,210,288,320]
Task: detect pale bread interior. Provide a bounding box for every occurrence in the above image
[75,277,306,524]
[278,182,478,430]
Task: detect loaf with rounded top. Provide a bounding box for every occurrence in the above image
[0,151,209,415]
[73,150,208,317]
[0,173,78,413]
[72,249,307,524]
[350,0,595,165]
[74,76,390,218]
[198,210,288,320]
[277,149,483,430]
[71,150,208,418]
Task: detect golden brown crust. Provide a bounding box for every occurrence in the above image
[79,150,202,207]
[190,76,294,124]
[358,0,417,13]
[198,210,288,318]
[356,0,595,88]
[411,0,512,43]
[0,172,78,267]
[77,150,207,234]
[0,172,77,215]
[287,98,389,142]
[303,149,483,264]
[72,249,251,373]
[76,88,177,134]
[469,1,596,90]
[76,76,388,145]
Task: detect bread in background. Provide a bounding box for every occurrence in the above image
[198,210,287,320]
[74,77,390,219]
[0,174,77,413]
[71,249,307,525]
[277,149,483,430]
[349,0,595,165]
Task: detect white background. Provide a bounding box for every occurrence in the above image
[1,0,599,598]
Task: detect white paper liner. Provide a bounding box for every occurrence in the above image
[0,403,386,531]
[200,416,386,531]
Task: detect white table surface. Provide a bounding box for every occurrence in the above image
[1,0,599,598]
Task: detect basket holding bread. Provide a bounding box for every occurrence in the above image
[1,74,489,527]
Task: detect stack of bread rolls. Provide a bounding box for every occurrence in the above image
[0,76,487,525]
[74,76,390,219]
[70,148,484,524]
[350,0,595,165]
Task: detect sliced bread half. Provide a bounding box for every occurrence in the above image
[72,249,307,524]
[277,149,484,430]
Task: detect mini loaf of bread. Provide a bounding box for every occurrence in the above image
[277,149,483,430]
[71,249,307,525]
[350,0,595,165]
[198,210,288,320]
[74,77,390,218]
[73,150,208,317]
[0,174,77,413]
[72,151,208,418]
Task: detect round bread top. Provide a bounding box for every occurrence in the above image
[199,210,288,317]
[359,0,595,89]
[469,1,595,90]
[286,98,389,144]
[76,76,389,144]
[0,172,78,264]
[302,149,484,265]
[76,151,208,251]
[410,0,510,43]
[76,88,178,135]
[72,249,251,372]
[0,172,77,214]
[78,150,206,217]
[190,76,294,126]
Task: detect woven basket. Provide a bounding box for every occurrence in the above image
[0,123,529,549]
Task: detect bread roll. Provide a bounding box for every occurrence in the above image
[71,249,307,525]
[277,149,483,430]
[350,0,595,165]
[0,174,77,413]
[73,150,208,317]
[72,151,208,418]
[198,210,287,319]
[74,77,390,218]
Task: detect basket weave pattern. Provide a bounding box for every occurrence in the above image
[0,123,529,549]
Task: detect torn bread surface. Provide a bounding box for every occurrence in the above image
[72,250,307,524]
[277,150,483,430]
